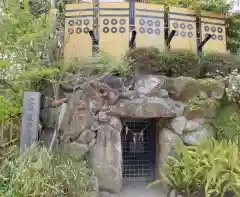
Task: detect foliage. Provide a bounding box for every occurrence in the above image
[0,0,61,123]
[67,47,240,78]
[199,0,233,13]
[125,47,240,78]
[214,104,240,145]
[149,138,240,197]
[225,69,240,104]
[0,144,93,197]
[150,0,233,13]
[28,0,51,16]
[66,52,131,76]
[226,13,240,55]
[201,52,240,77]
[0,96,20,122]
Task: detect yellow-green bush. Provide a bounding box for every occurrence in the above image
[125,47,240,78]
[65,47,240,79]
[0,145,93,197]
[214,104,240,145]
[150,138,240,197]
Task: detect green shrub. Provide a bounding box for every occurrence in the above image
[202,52,240,77]
[64,47,240,78]
[149,138,240,197]
[214,104,240,145]
[0,145,93,197]
[66,52,131,76]
[125,47,240,78]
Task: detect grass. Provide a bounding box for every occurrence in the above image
[0,144,93,197]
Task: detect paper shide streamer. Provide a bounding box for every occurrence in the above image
[124,125,148,145]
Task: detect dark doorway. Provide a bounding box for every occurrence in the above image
[121,118,156,182]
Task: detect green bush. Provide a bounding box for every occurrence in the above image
[66,52,131,76]
[63,47,240,79]
[125,47,240,78]
[0,145,93,197]
[149,138,240,197]
[125,48,200,76]
[214,104,240,145]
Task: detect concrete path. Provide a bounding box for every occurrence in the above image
[119,182,166,197]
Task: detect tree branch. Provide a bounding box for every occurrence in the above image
[0,79,18,93]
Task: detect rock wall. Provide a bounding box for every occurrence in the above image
[155,77,224,180]
[39,74,226,197]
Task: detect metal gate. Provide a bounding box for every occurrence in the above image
[121,118,156,182]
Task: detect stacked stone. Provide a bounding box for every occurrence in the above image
[40,73,226,197]
[59,86,123,197]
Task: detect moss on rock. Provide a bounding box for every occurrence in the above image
[198,78,225,99]
[171,77,200,102]
[184,98,219,119]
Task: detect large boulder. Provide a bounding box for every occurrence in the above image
[183,124,215,145]
[64,106,92,139]
[77,129,96,144]
[170,116,186,135]
[170,77,200,102]
[159,128,181,170]
[102,75,125,92]
[182,128,213,146]
[184,98,220,119]
[135,75,174,97]
[174,101,185,116]
[184,118,204,132]
[89,120,122,193]
[198,78,225,100]
[109,97,177,118]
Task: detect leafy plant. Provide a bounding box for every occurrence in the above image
[0,144,93,197]
[66,52,132,76]
[149,138,240,197]
[227,13,240,55]
[150,0,233,13]
[0,0,62,123]
[125,47,240,78]
[0,96,20,122]
[214,104,240,145]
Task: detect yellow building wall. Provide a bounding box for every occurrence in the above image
[99,3,129,57]
[64,3,94,65]
[200,11,227,53]
[135,3,165,50]
[64,3,228,61]
[169,7,197,52]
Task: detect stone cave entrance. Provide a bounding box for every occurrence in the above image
[121,118,157,182]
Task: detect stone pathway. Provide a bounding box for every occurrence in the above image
[119,182,166,197]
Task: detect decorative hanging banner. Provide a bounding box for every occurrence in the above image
[64,3,94,64]
[169,7,197,52]
[99,2,129,56]
[200,11,227,53]
[135,3,164,50]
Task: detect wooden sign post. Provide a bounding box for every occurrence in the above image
[20,92,41,152]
